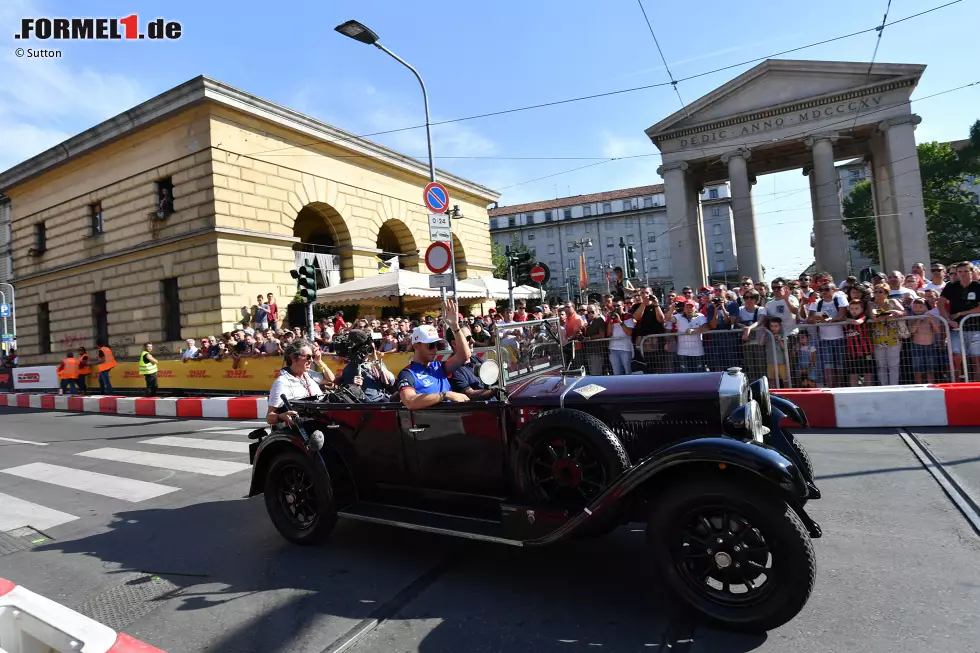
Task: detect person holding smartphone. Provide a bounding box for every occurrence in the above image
[605,301,635,375]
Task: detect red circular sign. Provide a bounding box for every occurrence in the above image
[530,265,546,283]
[425,241,452,274]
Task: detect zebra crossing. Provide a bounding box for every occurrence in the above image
[0,423,263,534]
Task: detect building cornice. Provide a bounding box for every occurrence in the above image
[648,75,918,143]
[11,226,298,284]
[0,76,500,203]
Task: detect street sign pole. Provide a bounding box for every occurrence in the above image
[507,264,515,313]
[0,290,7,352]
[0,283,15,351]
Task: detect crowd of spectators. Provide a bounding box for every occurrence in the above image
[556,261,980,387]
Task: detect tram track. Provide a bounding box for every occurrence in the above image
[898,428,980,537]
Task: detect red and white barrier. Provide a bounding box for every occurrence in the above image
[774,383,980,428]
[0,577,165,652]
[3,384,980,428]
[0,393,266,420]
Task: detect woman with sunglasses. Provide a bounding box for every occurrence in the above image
[871,283,906,385]
[266,338,334,428]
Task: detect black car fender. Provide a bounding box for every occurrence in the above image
[771,393,808,428]
[247,430,332,498]
[525,436,808,546]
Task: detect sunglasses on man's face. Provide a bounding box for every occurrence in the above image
[683,290,693,295]
[425,342,440,350]
[772,284,784,289]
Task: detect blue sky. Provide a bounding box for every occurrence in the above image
[1,0,977,278]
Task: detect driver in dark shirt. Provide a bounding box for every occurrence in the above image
[446,330,496,400]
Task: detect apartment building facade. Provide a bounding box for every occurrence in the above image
[488,183,736,297]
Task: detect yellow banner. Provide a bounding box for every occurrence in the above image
[107,352,416,392]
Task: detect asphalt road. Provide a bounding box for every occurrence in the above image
[1,406,978,653]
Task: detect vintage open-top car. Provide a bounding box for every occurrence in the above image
[247,318,820,631]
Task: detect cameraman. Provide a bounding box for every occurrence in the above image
[337,329,396,403]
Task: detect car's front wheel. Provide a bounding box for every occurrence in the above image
[263,450,336,545]
[647,475,815,632]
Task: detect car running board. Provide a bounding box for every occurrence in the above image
[338,502,524,547]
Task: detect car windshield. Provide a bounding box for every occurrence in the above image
[489,316,565,385]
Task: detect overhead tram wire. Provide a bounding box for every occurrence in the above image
[251,78,980,201]
[244,0,965,160]
[493,79,979,196]
[849,0,895,135]
[636,0,708,162]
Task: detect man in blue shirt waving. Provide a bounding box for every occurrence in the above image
[397,298,472,409]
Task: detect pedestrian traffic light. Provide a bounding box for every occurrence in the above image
[626,245,638,278]
[291,260,318,302]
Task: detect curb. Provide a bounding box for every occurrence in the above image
[774,383,980,428]
[0,393,266,420]
[0,576,166,652]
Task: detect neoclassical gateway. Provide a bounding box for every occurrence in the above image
[646,59,929,285]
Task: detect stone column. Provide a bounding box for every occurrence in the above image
[803,166,825,271]
[869,131,897,272]
[658,161,705,289]
[878,114,930,271]
[722,148,763,283]
[805,133,849,281]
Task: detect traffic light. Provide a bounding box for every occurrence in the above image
[511,250,535,285]
[290,260,318,302]
[626,245,638,279]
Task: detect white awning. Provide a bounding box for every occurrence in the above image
[314,269,488,303]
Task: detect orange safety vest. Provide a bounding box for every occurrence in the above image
[78,354,92,375]
[99,346,117,371]
[59,357,79,380]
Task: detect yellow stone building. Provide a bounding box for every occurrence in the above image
[0,76,499,364]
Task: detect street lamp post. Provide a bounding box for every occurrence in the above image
[334,19,458,302]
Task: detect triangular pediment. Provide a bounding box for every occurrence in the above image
[647,59,925,139]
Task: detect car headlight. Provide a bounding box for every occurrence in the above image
[750,377,771,420]
[724,399,770,443]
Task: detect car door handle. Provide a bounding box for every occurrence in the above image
[325,423,341,429]
[408,427,427,433]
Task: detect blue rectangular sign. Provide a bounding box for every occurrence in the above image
[0,304,8,318]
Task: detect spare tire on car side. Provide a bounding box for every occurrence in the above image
[513,409,629,511]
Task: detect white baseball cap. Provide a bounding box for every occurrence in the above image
[411,325,443,345]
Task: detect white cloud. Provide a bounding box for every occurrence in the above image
[0,49,146,172]
[599,129,656,159]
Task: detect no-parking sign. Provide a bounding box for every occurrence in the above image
[423,182,450,214]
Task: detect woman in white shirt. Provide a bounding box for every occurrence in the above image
[605,303,634,375]
[266,339,333,427]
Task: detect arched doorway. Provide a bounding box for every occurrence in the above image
[293,202,353,282]
[376,218,418,272]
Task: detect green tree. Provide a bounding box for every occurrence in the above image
[841,179,875,260]
[843,120,980,265]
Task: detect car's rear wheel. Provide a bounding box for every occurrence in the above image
[263,450,336,545]
[647,475,815,632]
[515,409,629,510]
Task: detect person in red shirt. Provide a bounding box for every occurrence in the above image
[333,311,348,334]
[266,293,279,331]
[514,300,528,322]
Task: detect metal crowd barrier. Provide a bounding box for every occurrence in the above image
[956,314,980,382]
[634,329,782,385]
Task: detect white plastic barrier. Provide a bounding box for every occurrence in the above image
[0,578,164,653]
